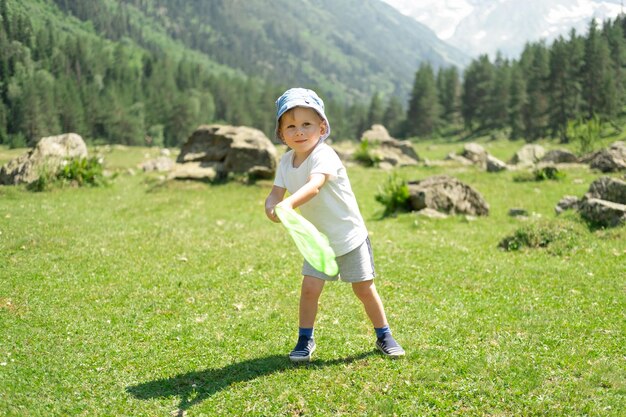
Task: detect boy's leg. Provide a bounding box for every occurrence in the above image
[352,280,405,357]
[299,275,325,328]
[290,275,325,362]
[351,280,387,328]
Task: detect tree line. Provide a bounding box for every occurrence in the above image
[394,16,626,143]
[1,0,625,148]
[0,0,384,147]
[0,0,288,148]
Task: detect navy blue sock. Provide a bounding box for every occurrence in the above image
[299,327,314,339]
[374,325,391,339]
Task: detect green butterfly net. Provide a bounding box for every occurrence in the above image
[274,204,339,277]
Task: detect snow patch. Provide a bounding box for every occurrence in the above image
[382,0,625,58]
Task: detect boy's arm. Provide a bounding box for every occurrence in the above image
[265,185,286,223]
[280,173,328,210]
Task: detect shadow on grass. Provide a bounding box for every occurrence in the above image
[127,350,377,412]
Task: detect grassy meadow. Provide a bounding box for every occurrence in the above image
[0,142,624,416]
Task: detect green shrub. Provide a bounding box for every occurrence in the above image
[27,157,109,191]
[513,166,565,182]
[499,218,584,255]
[375,172,410,218]
[57,157,107,187]
[353,139,381,167]
[566,115,602,155]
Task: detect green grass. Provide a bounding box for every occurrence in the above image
[1,145,624,416]
[410,131,626,163]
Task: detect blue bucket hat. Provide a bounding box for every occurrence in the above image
[275,88,331,142]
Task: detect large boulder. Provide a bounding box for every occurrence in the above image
[446,143,508,172]
[588,141,626,172]
[0,133,88,185]
[486,155,508,172]
[359,124,419,167]
[461,143,488,167]
[510,144,546,165]
[361,124,393,143]
[140,156,175,173]
[541,149,578,164]
[407,175,489,216]
[578,198,626,227]
[585,176,626,204]
[169,161,220,182]
[555,176,626,227]
[173,124,278,181]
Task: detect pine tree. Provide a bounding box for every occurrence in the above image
[366,92,384,128]
[0,98,7,144]
[436,66,461,125]
[488,54,511,130]
[14,78,47,145]
[382,95,404,138]
[508,64,527,139]
[520,42,550,140]
[582,19,615,119]
[0,24,9,102]
[1,0,11,38]
[461,55,494,132]
[33,69,61,136]
[406,62,440,137]
[347,102,369,139]
[602,18,626,119]
[55,76,85,134]
[548,32,583,141]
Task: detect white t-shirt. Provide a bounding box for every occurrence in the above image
[274,142,368,256]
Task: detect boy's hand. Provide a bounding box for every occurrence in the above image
[265,185,287,223]
[265,205,280,223]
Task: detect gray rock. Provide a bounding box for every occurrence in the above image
[588,141,626,172]
[0,133,88,185]
[556,176,626,227]
[407,175,489,216]
[486,155,508,172]
[579,198,626,227]
[555,196,580,214]
[541,149,578,164]
[461,143,488,167]
[508,208,529,217]
[169,161,221,182]
[176,124,277,181]
[360,124,419,166]
[361,124,394,142]
[510,144,546,165]
[140,156,175,172]
[585,176,626,204]
[445,153,474,166]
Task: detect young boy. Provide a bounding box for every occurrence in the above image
[265,88,405,362]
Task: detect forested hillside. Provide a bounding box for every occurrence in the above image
[0,0,467,148]
[0,0,624,150]
[404,18,626,145]
[0,0,286,147]
[51,0,468,101]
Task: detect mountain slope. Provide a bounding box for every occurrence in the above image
[383,0,624,58]
[71,0,470,101]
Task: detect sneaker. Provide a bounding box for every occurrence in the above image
[376,333,405,358]
[289,335,316,363]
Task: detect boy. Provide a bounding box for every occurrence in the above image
[265,88,404,362]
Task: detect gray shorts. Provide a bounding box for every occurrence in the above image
[302,237,375,282]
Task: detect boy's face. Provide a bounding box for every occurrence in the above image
[279,107,327,155]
